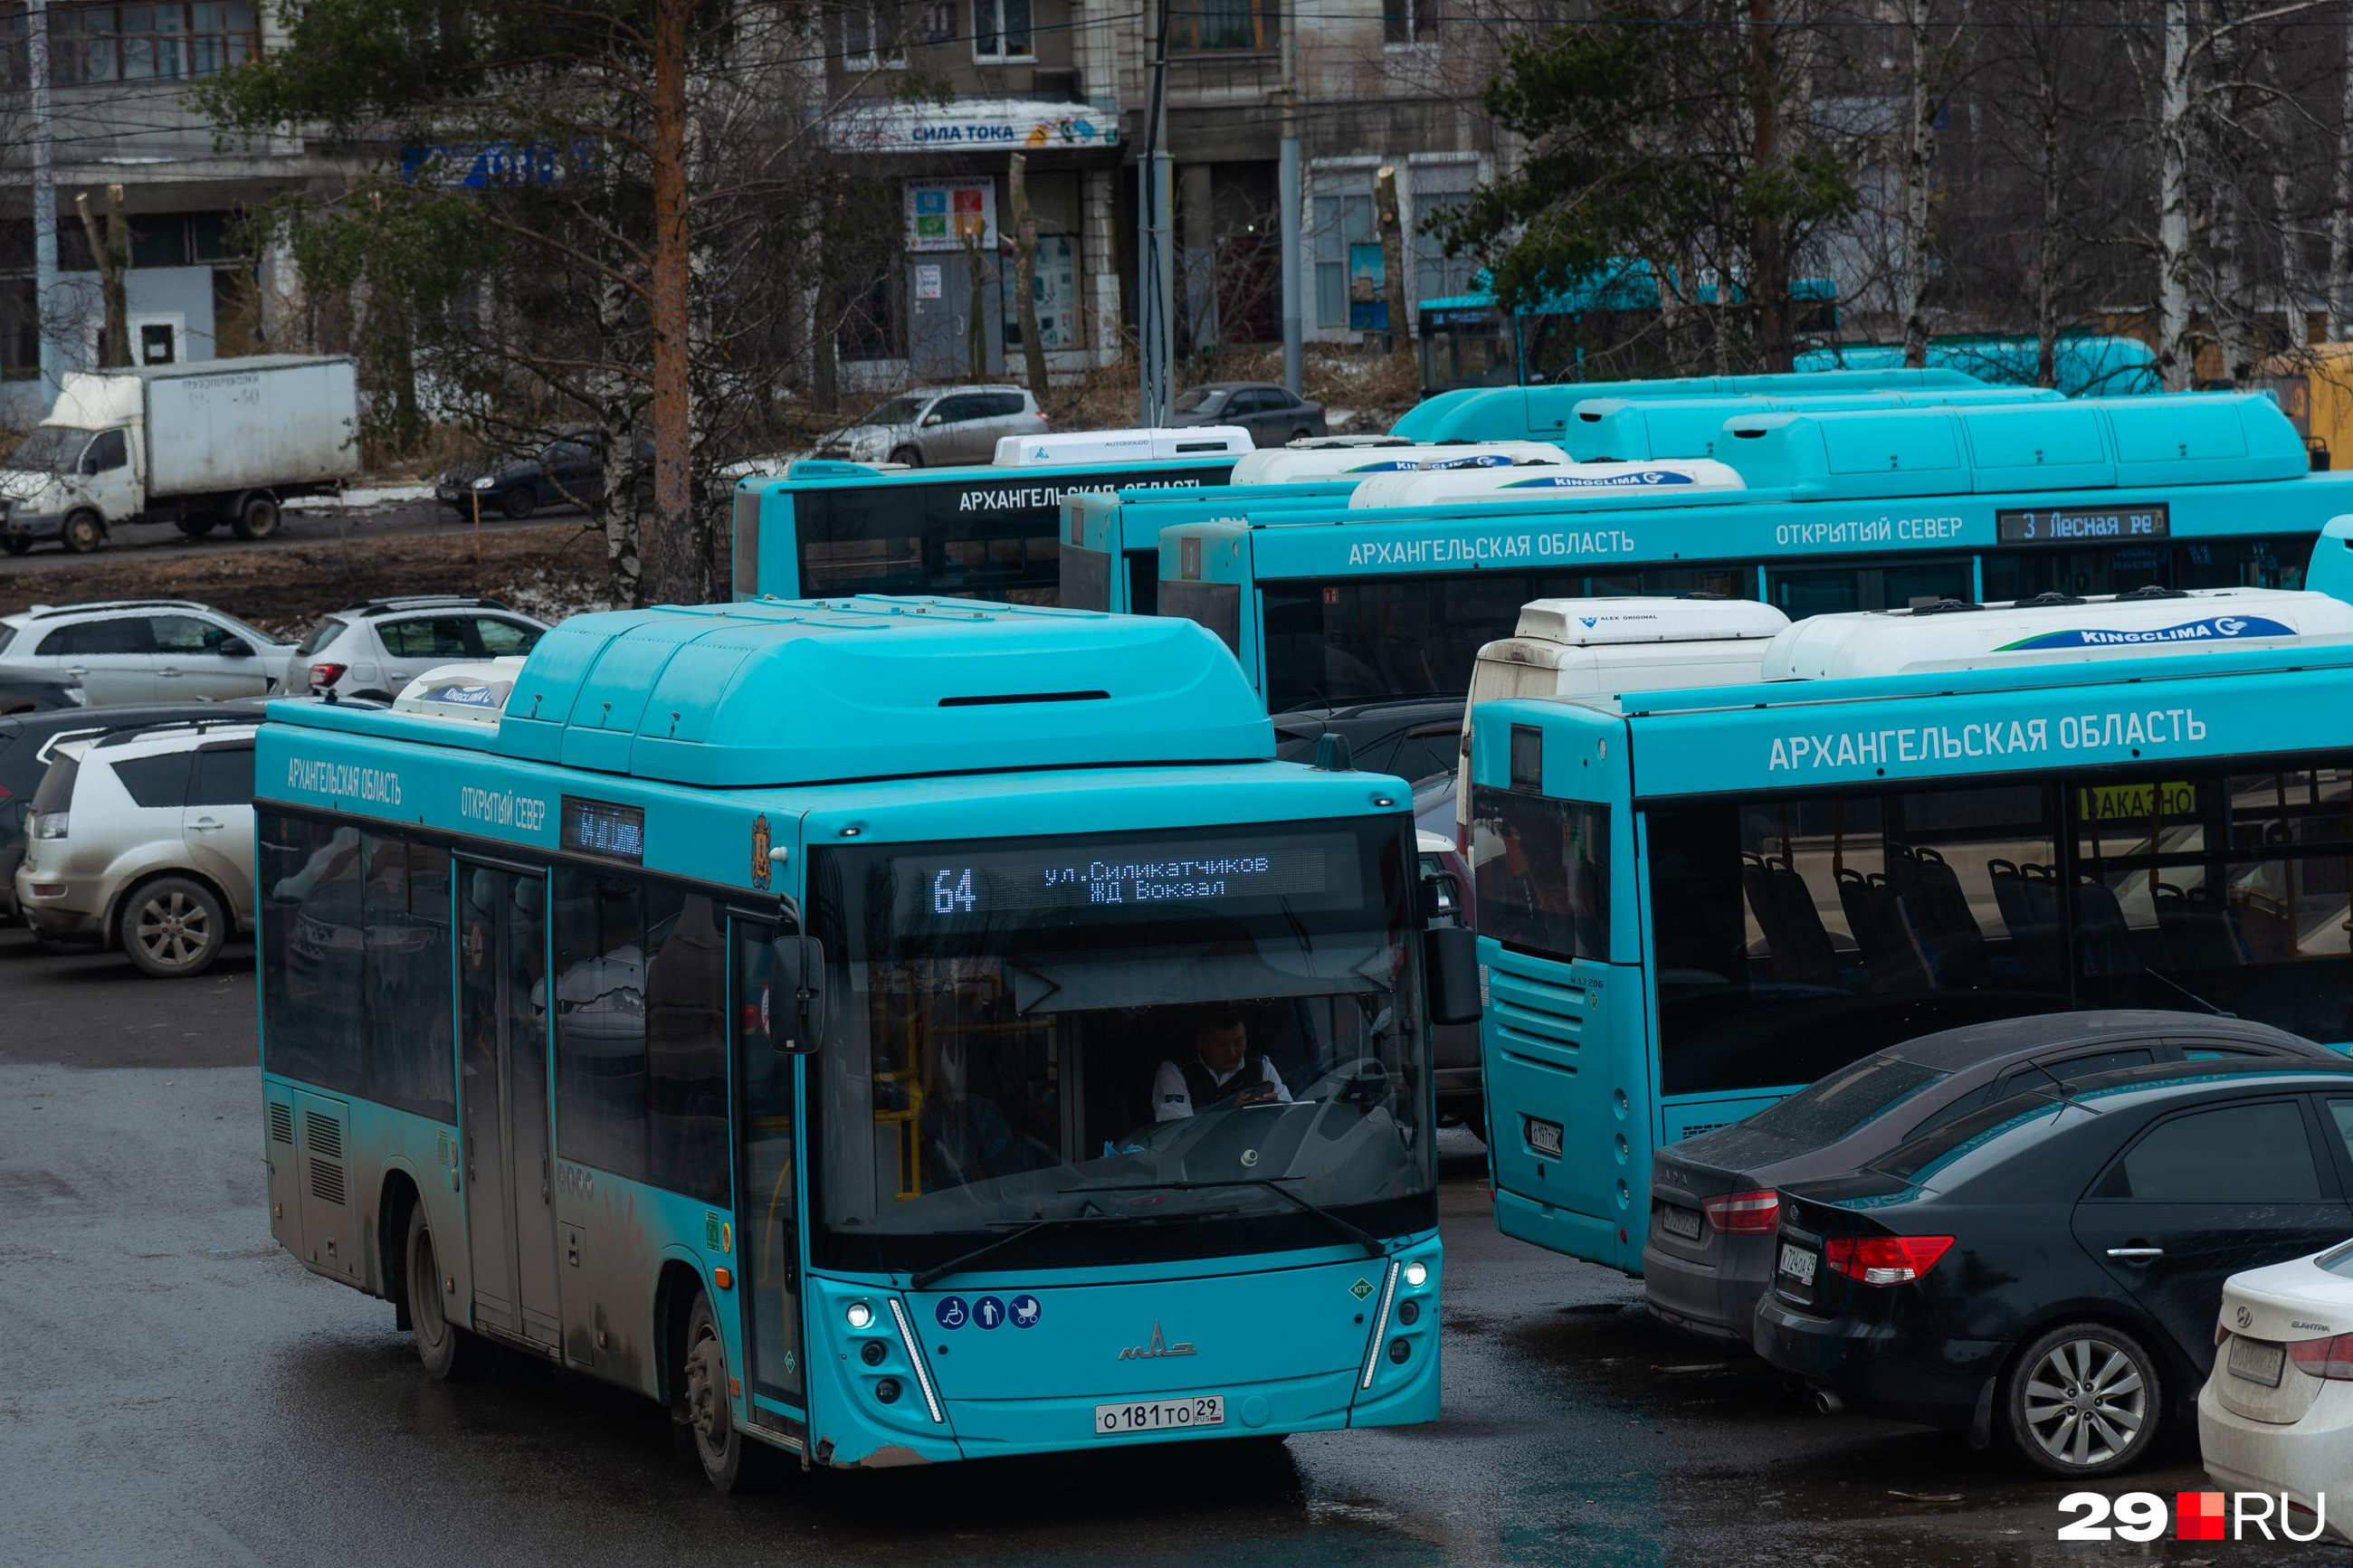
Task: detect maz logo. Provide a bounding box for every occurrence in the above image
[1117,1322,1196,1360]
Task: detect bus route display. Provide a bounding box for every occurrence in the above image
[563,796,646,863]
[893,831,1364,922]
[1995,502,2172,545]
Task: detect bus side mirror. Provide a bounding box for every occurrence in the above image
[768,933,827,1054]
[1423,925,1481,1026]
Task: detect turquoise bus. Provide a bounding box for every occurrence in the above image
[729,452,1242,604]
[1795,336,2161,399]
[1467,589,2353,1274]
[253,598,1474,1484]
[1157,394,2350,714]
[1388,368,1986,445]
[1414,268,1842,398]
[1562,386,2064,462]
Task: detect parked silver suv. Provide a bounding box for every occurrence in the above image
[14,717,258,976]
[815,385,1049,467]
[286,595,548,702]
[0,600,292,706]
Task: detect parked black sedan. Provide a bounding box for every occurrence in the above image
[1755,1058,2353,1477]
[0,673,84,716]
[1645,1012,2332,1345]
[1172,382,1328,447]
[435,432,654,520]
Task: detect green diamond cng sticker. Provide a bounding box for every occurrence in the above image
[1348,1278,1374,1300]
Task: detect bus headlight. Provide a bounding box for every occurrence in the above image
[844,1300,874,1330]
[1403,1260,1428,1288]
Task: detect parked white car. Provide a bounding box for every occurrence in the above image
[0,600,293,706]
[14,717,258,976]
[2199,1243,2353,1542]
[286,595,548,703]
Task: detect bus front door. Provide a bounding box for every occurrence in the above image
[732,916,809,1439]
[457,863,563,1350]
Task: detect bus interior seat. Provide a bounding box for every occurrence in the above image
[2154,879,2247,971]
[2072,875,2139,976]
[1741,851,1839,986]
[1988,859,2069,984]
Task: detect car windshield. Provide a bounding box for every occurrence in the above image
[861,395,929,427]
[1174,388,1229,413]
[10,426,94,473]
[805,817,1429,1271]
[1732,1055,1954,1147]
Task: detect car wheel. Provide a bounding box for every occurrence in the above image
[176,517,219,538]
[2,536,29,556]
[890,447,924,468]
[119,876,228,978]
[2003,1321,2160,1478]
[406,1205,489,1382]
[500,486,538,520]
[231,494,281,541]
[1290,428,1313,443]
[62,510,102,554]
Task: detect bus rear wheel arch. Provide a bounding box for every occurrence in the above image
[405,1205,489,1382]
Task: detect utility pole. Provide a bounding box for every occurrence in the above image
[27,0,56,403]
[1277,0,1300,396]
[1137,0,1173,426]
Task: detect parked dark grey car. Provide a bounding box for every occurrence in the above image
[1644,1012,2335,1347]
[436,432,654,520]
[1173,383,1328,447]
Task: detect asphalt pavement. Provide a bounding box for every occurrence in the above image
[0,497,567,576]
[0,924,2336,1567]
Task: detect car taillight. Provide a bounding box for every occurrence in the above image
[1823,1234,1953,1286]
[310,662,348,689]
[2289,1332,2353,1381]
[31,810,68,840]
[1034,410,1049,423]
[1700,1190,1780,1235]
[0,780,12,803]
[2216,1313,2230,1347]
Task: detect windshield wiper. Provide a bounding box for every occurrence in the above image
[910,1212,1100,1291]
[1060,1177,1385,1258]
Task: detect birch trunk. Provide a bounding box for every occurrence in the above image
[2156,0,2195,390]
[1900,0,1936,368]
[1009,154,1050,400]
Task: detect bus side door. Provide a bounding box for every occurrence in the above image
[732,913,810,1440]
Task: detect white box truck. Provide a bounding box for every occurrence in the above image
[0,355,360,555]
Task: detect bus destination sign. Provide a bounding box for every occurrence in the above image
[1995,502,2172,545]
[563,797,646,863]
[898,832,1362,922]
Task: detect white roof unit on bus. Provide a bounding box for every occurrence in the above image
[1346,458,1746,510]
[1510,596,1792,648]
[1228,441,1566,486]
[391,659,528,726]
[1761,587,2353,681]
[990,426,1253,465]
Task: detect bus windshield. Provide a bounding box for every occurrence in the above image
[806,818,1431,1272]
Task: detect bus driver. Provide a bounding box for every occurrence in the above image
[1152,1008,1294,1120]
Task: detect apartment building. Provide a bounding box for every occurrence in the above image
[0,3,333,423]
[823,0,1511,387]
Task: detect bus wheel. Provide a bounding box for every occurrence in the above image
[681,1291,754,1491]
[405,1207,487,1382]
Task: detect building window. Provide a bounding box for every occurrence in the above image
[48,3,260,86]
[843,1,907,67]
[1170,0,1277,53]
[1384,0,1440,45]
[1412,161,1480,306]
[0,278,35,382]
[974,0,1032,60]
[1310,170,1376,329]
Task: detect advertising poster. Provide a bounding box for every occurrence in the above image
[905,177,998,252]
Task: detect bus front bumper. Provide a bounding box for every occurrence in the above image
[791,1234,1443,1467]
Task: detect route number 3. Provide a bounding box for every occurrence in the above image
[2056,1492,2167,1542]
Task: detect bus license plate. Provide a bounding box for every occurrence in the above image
[2228,1336,2286,1388]
[1660,1203,1703,1241]
[1095,1396,1224,1435]
[1777,1242,1817,1288]
[1525,1117,1564,1159]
